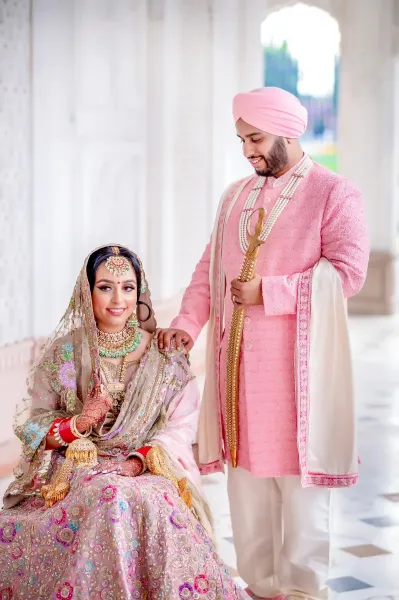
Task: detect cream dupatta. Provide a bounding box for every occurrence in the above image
[296,258,358,487]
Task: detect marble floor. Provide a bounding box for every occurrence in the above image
[0,316,398,598]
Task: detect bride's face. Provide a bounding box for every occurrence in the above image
[91,261,138,333]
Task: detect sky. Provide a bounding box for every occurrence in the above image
[261,3,341,97]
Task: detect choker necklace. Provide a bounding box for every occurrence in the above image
[97,324,143,358]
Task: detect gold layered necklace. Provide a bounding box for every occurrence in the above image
[100,356,138,407]
[97,324,143,358]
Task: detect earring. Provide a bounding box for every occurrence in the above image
[128,309,139,328]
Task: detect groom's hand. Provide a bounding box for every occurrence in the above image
[231,273,263,307]
[155,328,194,352]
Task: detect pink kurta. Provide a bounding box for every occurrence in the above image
[171,158,369,478]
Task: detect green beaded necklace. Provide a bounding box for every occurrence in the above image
[97,325,143,358]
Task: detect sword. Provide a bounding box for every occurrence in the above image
[225,207,266,467]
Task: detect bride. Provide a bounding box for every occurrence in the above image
[0,244,247,600]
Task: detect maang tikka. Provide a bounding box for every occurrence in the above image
[105,247,131,277]
[105,246,147,294]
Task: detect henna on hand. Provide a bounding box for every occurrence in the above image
[79,373,113,428]
[118,458,143,477]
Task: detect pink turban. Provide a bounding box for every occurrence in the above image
[233,87,308,139]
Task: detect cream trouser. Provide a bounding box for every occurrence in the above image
[227,466,333,600]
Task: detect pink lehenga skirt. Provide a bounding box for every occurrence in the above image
[0,458,247,600]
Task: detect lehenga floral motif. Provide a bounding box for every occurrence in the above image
[0,244,247,599]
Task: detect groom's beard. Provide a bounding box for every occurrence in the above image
[253,137,289,177]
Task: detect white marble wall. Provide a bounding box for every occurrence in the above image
[0,0,32,346]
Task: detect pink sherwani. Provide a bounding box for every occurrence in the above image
[171,158,369,478]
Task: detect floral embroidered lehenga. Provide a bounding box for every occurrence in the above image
[0,245,247,600]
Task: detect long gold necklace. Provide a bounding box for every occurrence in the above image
[97,324,143,358]
[100,356,134,406]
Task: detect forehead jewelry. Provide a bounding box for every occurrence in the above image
[105,246,131,277]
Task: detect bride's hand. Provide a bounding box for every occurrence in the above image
[76,374,113,432]
[89,458,142,478]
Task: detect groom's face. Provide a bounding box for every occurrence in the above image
[236,119,289,177]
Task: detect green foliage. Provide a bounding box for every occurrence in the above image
[264,41,299,97]
[311,152,338,173]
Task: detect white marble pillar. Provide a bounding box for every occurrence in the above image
[230,0,266,180]
[156,0,267,299]
[146,0,234,297]
[338,0,398,313]
[145,0,182,301]
[208,0,241,211]
[237,0,267,92]
[392,7,399,312]
[170,0,214,292]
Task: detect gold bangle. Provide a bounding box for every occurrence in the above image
[70,415,92,439]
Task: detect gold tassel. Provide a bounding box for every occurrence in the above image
[41,439,97,508]
[226,208,266,467]
[178,478,193,510]
[42,482,71,508]
[147,446,193,510]
[65,438,98,467]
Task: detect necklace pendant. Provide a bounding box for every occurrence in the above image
[108,382,125,393]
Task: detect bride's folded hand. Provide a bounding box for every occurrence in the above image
[89,457,142,477]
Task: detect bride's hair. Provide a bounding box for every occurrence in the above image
[86,246,142,294]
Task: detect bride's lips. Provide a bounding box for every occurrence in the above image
[106,308,126,316]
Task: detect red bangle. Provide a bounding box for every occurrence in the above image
[58,418,78,444]
[136,446,152,458]
[48,418,63,437]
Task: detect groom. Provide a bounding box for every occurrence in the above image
[157,87,369,599]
